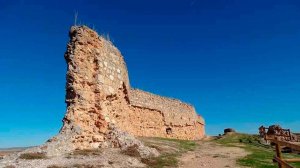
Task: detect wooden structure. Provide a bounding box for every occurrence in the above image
[259,126,293,141]
[259,126,300,168]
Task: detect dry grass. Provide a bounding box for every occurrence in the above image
[47,164,104,168]
[141,153,178,168]
[72,164,103,168]
[4,166,16,168]
[148,144,164,152]
[121,144,140,157]
[19,153,47,160]
[47,166,67,168]
[139,137,198,168]
[70,149,102,156]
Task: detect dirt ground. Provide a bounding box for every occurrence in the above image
[178,140,249,168]
[0,148,145,168]
[0,138,250,168]
[0,148,26,159]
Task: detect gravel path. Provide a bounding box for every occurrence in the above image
[178,141,250,168]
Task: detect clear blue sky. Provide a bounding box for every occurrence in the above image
[0,0,300,148]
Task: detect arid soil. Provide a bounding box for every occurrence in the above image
[0,138,249,168]
[0,148,145,168]
[0,148,27,159]
[178,140,249,168]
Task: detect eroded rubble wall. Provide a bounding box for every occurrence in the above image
[47,25,205,155]
[42,25,158,157]
[128,89,205,139]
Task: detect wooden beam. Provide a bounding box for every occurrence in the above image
[274,156,294,168]
[284,158,300,163]
[271,139,300,151]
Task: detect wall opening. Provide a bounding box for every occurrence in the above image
[166,127,172,134]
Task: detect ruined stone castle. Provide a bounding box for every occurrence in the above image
[41,26,205,156]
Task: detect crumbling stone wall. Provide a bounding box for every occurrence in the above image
[44,25,205,156]
[42,26,158,157]
[129,89,204,126]
[127,89,205,139]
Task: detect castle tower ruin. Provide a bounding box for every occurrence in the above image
[43,26,205,156]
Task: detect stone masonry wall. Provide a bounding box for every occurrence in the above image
[102,88,205,140]
[43,26,158,157]
[129,89,205,126]
[62,25,131,149]
[43,25,205,156]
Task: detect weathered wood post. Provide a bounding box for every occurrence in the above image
[288,129,292,141]
[275,137,283,168]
